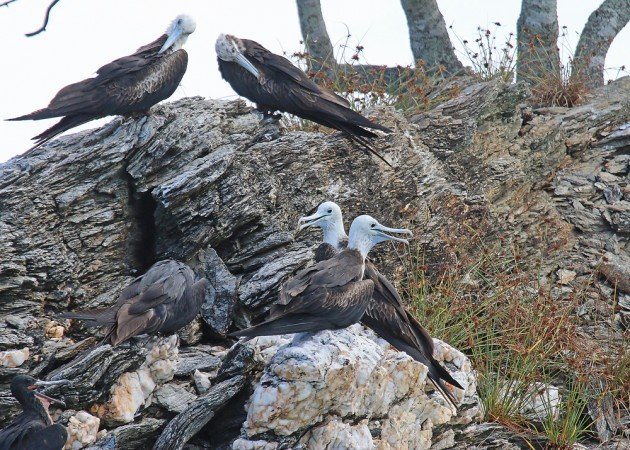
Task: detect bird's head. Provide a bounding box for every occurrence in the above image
[215,33,260,79]
[347,215,412,258]
[296,201,346,247]
[11,375,69,412]
[159,14,196,54]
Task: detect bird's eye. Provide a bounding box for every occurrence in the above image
[327,209,332,213]
[370,223,376,228]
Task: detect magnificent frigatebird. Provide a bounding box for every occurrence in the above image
[0,375,69,450]
[231,215,410,338]
[297,201,463,408]
[9,14,196,152]
[215,34,393,166]
[60,260,209,346]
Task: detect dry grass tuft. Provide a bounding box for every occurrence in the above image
[401,222,627,447]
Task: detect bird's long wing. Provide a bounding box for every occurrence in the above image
[280,250,364,304]
[244,39,350,109]
[365,262,435,356]
[231,279,374,337]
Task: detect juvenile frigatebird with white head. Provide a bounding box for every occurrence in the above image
[215,33,393,166]
[231,215,410,338]
[297,201,464,408]
[60,260,209,346]
[0,375,70,450]
[9,14,196,153]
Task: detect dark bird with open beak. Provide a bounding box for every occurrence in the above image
[0,375,69,450]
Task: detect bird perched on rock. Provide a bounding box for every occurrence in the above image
[60,260,209,346]
[9,14,196,153]
[231,215,410,338]
[0,375,69,450]
[215,33,393,166]
[296,201,464,408]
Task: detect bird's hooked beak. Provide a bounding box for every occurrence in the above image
[295,212,329,238]
[29,379,70,408]
[374,225,413,245]
[159,24,184,54]
[232,42,260,79]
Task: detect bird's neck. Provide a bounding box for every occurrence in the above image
[24,394,53,425]
[321,223,347,249]
[347,234,372,260]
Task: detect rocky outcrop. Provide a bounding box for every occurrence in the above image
[233,326,479,449]
[0,75,628,448]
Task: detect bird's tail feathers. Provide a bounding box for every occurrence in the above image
[58,307,117,326]
[427,375,459,411]
[341,128,393,168]
[229,315,326,338]
[22,114,97,156]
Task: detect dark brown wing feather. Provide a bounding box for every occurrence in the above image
[232,249,372,337]
[231,279,374,337]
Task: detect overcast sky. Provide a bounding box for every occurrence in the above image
[0,0,627,162]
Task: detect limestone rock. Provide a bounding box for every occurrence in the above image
[91,335,178,423]
[64,410,101,450]
[236,325,479,449]
[0,347,29,368]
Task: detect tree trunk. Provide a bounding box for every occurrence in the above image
[296,0,337,72]
[516,0,560,83]
[573,0,630,88]
[400,0,463,74]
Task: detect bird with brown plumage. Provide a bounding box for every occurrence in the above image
[8,14,196,154]
[215,33,393,166]
[295,201,464,409]
[59,260,209,346]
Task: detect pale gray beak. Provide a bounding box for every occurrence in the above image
[295,213,327,238]
[159,26,183,54]
[375,225,413,245]
[234,49,260,79]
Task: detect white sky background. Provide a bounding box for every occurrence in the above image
[0,0,627,162]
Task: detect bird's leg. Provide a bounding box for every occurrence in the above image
[251,105,282,143]
[255,106,282,125]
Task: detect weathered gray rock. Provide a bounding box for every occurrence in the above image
[153,375,246,450]
[0,75,628,448]
[85,417,166,449]
[194,247,240,336]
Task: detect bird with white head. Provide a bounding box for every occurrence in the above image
[295,201,463,408]
[231,212,410,338]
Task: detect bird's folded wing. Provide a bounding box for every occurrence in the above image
[95,35,166,80]
[245,39,350,108]
[111,305,165,346]
[126,270,188,315]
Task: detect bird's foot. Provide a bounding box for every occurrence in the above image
[252,112,282,143]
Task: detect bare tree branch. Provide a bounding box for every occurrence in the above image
[296,0,337,72]
[516,0,560,82]
[25,0,61,37]
[573,0,630,88]
[400,0,463,74]
[0,0,18,7]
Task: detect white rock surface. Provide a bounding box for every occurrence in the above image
[233,325,479,450]
[91,335,179,422]
[0,347,29,368]
[64,410,100,449]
